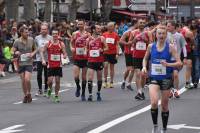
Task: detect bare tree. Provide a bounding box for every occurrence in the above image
[23,0,36,20]
[100,0,113,22]
[5,0,19,21]
[44,0,51,22]
[68,0,82,21]
[0,0,5,16]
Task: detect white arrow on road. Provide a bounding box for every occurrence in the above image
[168,124,200,130]
[0,124,25,133]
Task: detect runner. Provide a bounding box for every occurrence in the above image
[142,25,182,133]
[181,25,195,89]
[40,29,67,103]
[35,24,53,96]
[103,22,120,88]
[129,19,152,100]
[166,20,187,98]
[86,24,108,101]
[119,27,134,91]
[70,20,90,101]
[12,25,38,103]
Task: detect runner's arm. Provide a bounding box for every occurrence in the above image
[101,36,108,51]
[40,43,48,63]
[142,44,152,73]
[167,45,183,68]
[61,42,67,59]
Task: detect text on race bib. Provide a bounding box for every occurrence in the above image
[20,54,29,62]
[136,41,146,50]
[89,50,100,57]
[50,54,60,61]
[76,48,85,55]
[151,64,166,75]
[106,38,115,44]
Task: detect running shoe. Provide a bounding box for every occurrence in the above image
[103,82,107,88]
[97,92,102,101]
[174,89,180,98]
[109,82,114,88]
[35,90,43,97]
[46,88,52,98]
[23,95,28,103]
[160,129,167,133]
[127,85,134,91]
[135,92,145,100]
[193,83,198,89]
[75,88,80,97]
[152,125,159,133]
[43,90,47,97]
[81,94,86,101]
[27,94,32,103]
[53,95,60,103]
[185,83,193,89]
[88,95,93,102]
[121,82,125,90]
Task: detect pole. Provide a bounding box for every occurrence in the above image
[90,0,92,21]
[176,0,178,21]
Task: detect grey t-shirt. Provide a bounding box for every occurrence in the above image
[167,32,187,56]
[13,37,36,66]
[35,34,53,61]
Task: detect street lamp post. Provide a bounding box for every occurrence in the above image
[90,0,92,21]
[176,0,178,21]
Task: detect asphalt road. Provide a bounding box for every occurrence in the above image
[0,56,199,133]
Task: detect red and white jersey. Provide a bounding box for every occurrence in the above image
[103,31,119,55]
[72,31,89,60]
[132,30,149,58]
[87,36,104,63]
[47,41,62,68]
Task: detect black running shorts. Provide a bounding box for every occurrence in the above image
[48,67,63,77]
[88,62,104,71]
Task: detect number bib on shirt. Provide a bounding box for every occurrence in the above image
[50,54,60,61]
[151,64,166,75]
[136,41,146,50]
[20,54,29,62]
[89,50,100,57]
[76,48,85,55]
[106,38,115,44]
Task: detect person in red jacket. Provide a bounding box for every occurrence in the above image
[41,29,67,103]
[86,24,108,101]
[129,19,152,100]
[70,20,90,101]
[102,22,120,88]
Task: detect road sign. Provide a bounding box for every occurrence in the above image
[168,124,200,130]
[0,125,25,133]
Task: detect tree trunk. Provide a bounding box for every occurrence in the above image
[0,0,5,16]
[44,0,51,22]
[5,0,19,21]
[23,0,35,20]
[68,0,82,21]
[100,0,113,22]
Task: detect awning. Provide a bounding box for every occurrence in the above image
[113,10,147,19]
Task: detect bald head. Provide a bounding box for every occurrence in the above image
[107,22,115,32]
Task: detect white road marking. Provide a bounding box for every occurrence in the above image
[168,124,200,130]
[13,98,38,105]
[0,124,25,133]
[87,87,187,133]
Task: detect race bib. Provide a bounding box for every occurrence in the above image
[136,41,146,50]
[76,48,85,55]
[151,64,166,75]
[50,54,60,61]
[90,50,100,57]
[20,54,29,62]
[106,38,115,44]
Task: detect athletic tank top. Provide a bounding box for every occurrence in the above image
[47,41,62,68]
[87,37,104,63]
[149,42,173,80]
[132,31,149,58]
